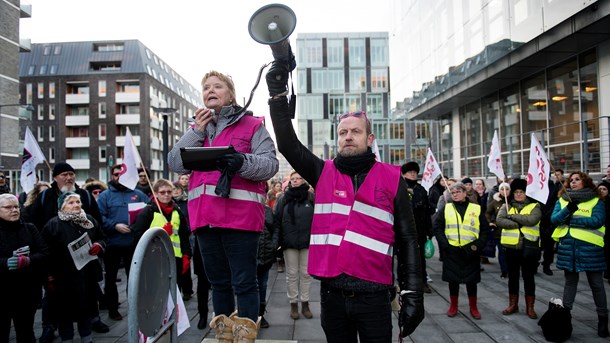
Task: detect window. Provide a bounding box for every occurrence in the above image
[43,46,51,55]
[49,82,55,98]
[297,39,322,67]
[311,70,326,93]
[49,65,58,74]
[26,84,33,104]
[345,95,361,112]
[68,105,89,116]
[327,39,344,67]
[93,42,124,51]
[371,68,388,92]
[49,147,55,163]
[49,104,55,120]
[99,124,107,140]
[349,39,366,67]
[98,80,106,97]
[37,127,44,142]
[67,84,90,94]
[349,69,366,92]
[118,104,140,114]
[99,102,107,118]
[49,126,55,142]
[37,83,44,99]
[90,61,121,71]
[117,82,139,93]
[327,69,345,93]
[68,148,89,159]
[39,65,47,75]
[27,65,35,75]
[99,168,108,181]
[366,94,383,118]
[37,106,43,120]
[53,46,62,55]
[99,146,107,161]
[68,127,89,137]
[370,38,388,67]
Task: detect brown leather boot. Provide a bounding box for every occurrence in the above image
[301,301,313,319]
[232,316,261,343]
[447,295,459,317]
[209,312,236,343]
[525,295,538,319]
[502,294,519,315]
[290,302,299,319]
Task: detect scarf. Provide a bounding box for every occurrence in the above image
[284,184,310,224]
[58,209,94,229]
[156,200,175,216]
[333,149,376,176]
[173,191,188,202]
[561,187,598,203]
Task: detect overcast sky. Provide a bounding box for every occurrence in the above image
[20,0,393,140]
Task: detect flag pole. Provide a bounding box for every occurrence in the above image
[138,161,168,224]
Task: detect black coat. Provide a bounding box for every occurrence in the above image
[434,200,490,284]
[41,214,104,321]
[405,180,433,238]
[274,190,314,250]
[258,205,279,267]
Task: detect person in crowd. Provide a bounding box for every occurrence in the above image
[434,178,457,218]
[428,177,445,212]
[266,187,278,210]
[434,182,490,320]
[401,161,433,293]
[192,237,211,330]
[461,177,479,204]
[554,169,565,188]
[172,181,194,301]
[551,171,609,337]
[540,178,559,276]
[83,179,107,201]
[41,192,105,343]
[96,164,148,321]
[133,179,193,302]
[604,165,610,182]
[178,174,190,190]
[21,181,50,216]
[474,179,493,265]
[168,70,278,341]
[598,180,610,281]
[135,167,153,198]
[25,162,107,341]
[274,171,315,319]
[258,200,279,328]
[265,62,424,341]
[0,171,11,195]
[485,182,510,278]
[495,178,542,319]
[0,194,49,343]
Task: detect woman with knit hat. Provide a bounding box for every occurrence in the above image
[41,192,105,343]
[495,178,542,319]
[552,171,608,337]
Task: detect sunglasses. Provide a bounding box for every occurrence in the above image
[157,190,172,195]
[92,190,102,195]
[338,111,368,123]
[112,173,120,177]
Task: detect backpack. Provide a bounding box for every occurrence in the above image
[538,298,572,342]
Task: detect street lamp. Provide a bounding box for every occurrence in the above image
[151,106,177,179]
[0,103,35,169]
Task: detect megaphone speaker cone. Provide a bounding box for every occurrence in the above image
[248,3,297,45]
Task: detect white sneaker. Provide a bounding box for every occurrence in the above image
[426,276,433,283]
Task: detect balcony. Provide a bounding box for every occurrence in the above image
[151,137,161,150]
[20,3,32,18]
[65,137,90,148]
[115,114,141,125]
[115,92,140,103]
[65,115,90,126]
[116,135,141,147]
[65,159,90,169]
[19,38,31,52]
[66,93,90,104]
[151,159,162,171]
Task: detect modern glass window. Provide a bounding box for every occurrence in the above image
[461,101,482,176]
[27,66,35,75]
[26,84,33,103]
[370,68,388,92]
[49,126,55,142]
[311,70,326,93]
[49,147,55,163]
[49,65,58,74]
[99,102,107,118]
[43,46,51,55]
[39,65,47,75]
[99,124,107,140]
[37,105,43,120]
[520,72,548,148]
[119,105,140,114]
[99,80,106,97]
[117,82,140,93]
[500,85,522,175]
[327,39,344,67]
[297,39,322,68]
[366,94,383,118]
[348,38,365,67]
[37,127,44,142]
[349,69,366,93]
[297,95,323,120]
[370,38,388,67]
[53,46,62,55]
[37,83,44,99]
[69,148,89,159]
[68,105,89,116]
[49,82,55,98]
[345,95,362,112]
[327,69,345,93]
[328,95,345,123]
[49,104,55,120]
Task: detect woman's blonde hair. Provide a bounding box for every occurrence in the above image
[201,71,236,105]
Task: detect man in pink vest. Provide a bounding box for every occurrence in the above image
[265,62,425,342]
[168,71,278,341]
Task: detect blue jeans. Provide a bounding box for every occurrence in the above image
[320,283,392,343]
[58,317,91,342]
[196,227,260,321]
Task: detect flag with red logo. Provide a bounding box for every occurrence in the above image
[119,128,142,190]
[20,127,46,193]
[421,148,442,192]
[487,130,505,181]
[526,133,550,203]
[372,139,381,161]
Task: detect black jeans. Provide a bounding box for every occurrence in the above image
[505,247,537,296]
[0,300,36,343]
[103,245,134,311]
[320,283,392,343]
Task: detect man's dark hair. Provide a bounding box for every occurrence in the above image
[555,168,564,174]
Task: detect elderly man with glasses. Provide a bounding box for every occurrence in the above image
[265,62,424,342]
[95,164,149,321]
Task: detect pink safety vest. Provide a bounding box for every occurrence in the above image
[308,160,399,285]
[187,115,267,232]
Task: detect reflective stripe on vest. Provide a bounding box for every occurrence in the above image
[444,203,481,246]
[189,184,266,204]
[500,203,540,245]
[150,210,182,258]
[314,203,351,216]
[343,230,393,256]
[552,198,605,247]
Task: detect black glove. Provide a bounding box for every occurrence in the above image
[216,153,244,173]
[266,61,290,97]
[399,292,425,337]
[567,201,578,213]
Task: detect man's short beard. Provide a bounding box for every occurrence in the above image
[60,184,76,193]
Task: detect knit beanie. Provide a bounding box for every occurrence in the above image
[53,162,75,177]
[58,191,80,209]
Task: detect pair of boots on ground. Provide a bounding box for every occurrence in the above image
[446,295,482,319]
[290,301,312,319]
[210,312,261,343]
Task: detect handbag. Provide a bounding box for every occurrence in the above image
[522,236,541,260]
[538,298,572,342]
[424,239,435,259]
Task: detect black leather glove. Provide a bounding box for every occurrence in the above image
[266,61,290,97]
[216,153,245,173]
[567,201,579,213]
[399,292,425,337]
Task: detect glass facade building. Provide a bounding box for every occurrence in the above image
[391,0,610,179]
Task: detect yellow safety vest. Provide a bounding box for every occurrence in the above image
[500,203,540,246]
[444,202,481,247]
[150,210,182,257]
[552,198,605,247]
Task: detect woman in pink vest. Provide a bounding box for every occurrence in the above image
[168,71,278,341]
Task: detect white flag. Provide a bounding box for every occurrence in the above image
[372,139,381,161]
[526,133,550,203]
[487,130,505,180]
[20,127,46,193]
[421,148,442,192]
[118,128,142,190]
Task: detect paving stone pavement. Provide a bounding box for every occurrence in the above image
[13,239,610,342]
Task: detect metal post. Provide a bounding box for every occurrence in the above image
[162,114,169,179]
[583,120,589,174]
[508,136,514,176]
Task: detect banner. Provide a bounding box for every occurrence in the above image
[526,133,550,203]
[119,128,142,190]
[372,139,381,161]
[421,148,442,192]
[487,130,505,181]
[20,127,46,193]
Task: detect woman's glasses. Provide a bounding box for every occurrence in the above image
[92,190,102,195]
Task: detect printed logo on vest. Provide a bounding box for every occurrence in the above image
[374,187,393,211]
[334,189,346,198]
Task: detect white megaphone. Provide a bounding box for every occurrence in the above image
[248,3,297,71]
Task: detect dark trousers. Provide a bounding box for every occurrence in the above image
[0,301,36,343]
[192,238,211,315]
[505,247,537,296]
[257,265,271,304]
[449,282,477,296]
[417,235,428,282]
[103,245,134,311]
[176,257,194,296]
[320,283,392,343]
[58,316,91,342]
[540,227,556,267]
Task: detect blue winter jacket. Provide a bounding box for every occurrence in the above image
[551,198,606,272]
[97,184,149,248]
